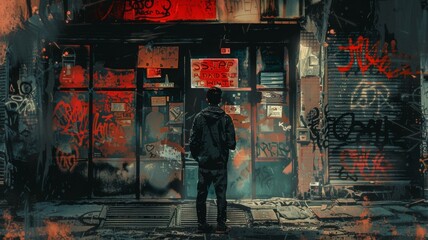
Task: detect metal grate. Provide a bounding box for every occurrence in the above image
[0,58,7,186]
[178,203,248,227]
[103,204,175,228]
[327,32,412,184]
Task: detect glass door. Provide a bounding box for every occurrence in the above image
[139,63,184,198]
[255,45,293,198]
[184,45,253,199]
[91,43,137,197]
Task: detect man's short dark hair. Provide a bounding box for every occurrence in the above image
[206,87,222,105]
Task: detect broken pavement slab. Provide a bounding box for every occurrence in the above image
[310,206,394,220]
[276,206,313,220]
[250,209,279,224]
[335,198,357,205]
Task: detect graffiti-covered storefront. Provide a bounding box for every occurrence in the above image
[2,0,427,202]
[25,0,303,200]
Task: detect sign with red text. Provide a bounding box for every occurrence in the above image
[191,58,238,88]
[123,0,217,21]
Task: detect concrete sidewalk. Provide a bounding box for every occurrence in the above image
[1,198,428,239]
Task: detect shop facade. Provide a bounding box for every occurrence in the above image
[39,0,302,199]
[2,0,426,201]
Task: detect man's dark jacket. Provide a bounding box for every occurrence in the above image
[189,106,236,169]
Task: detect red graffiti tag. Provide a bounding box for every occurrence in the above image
[53,95,89,146]
[93,113,131,157]
[340,148,394,180]
[337,36,418,79]
[55,149,79,173]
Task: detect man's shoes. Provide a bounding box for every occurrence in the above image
[215,225,230,234]
[197,223,213,233]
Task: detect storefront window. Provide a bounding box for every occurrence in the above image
[140,65,184,198]
[92,44,137,197]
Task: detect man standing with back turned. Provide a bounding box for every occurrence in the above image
[189,87,236,234]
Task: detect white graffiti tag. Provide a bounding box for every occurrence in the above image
[351,81,394,114]
[5,95,36,116]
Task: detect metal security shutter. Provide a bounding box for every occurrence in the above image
[327,33,411,185]
[0,58,7,186]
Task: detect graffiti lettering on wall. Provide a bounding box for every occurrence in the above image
[55,148,78,173]
[53,95,89,147]
[93,92,135,158]
[320,104,331,149]
[5,95,36,116]
[52,93,88,173]
[420,157,428,173]
[351,82,394,114]
[6,73,40,162]
[255,166,274,189]
[306,107,322,149]
[256,141,289,158]
[340,148,393,180]
[332,113,390,149]
[337,36,418,79]
[337,166,358,181]
[278,121,291,131]
[93,113,128,157]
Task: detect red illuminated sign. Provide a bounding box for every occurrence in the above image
[123,0,217,21]
[191,58,239,88]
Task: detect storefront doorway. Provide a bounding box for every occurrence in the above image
[50,41,296,199]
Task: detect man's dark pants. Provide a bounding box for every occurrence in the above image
[196,167,228,227]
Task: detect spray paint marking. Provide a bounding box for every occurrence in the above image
[93,113,128,156]
[337,166,358,181]
[256,141,290,158]
[339,148,393,180]
[53,95,89,147]
[337,36,418,79]
[420,157,428,173]
[278,121,291,131]
[55,148,79,173]
[255,166,274,189]
[5,95,36,116]
[351,82,394,113]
